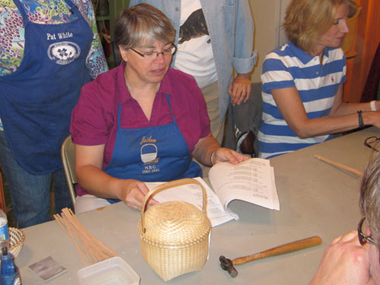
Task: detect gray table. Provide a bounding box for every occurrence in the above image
[15,127,379,284]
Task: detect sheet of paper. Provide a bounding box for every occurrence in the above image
[145,177,234,227]
[209,158,280,219]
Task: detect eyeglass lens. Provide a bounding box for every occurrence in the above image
[148,44,175,59]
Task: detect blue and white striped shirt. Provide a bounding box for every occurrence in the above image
[258,42,346,158]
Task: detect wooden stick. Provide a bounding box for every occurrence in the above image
[314,154,363,178]
[54,208,118,266]
[232,236,322,266]
[54,212,96,265]
[54,214,89,266]
[62,209,117,262]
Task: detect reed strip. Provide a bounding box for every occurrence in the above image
[54,208,118,267]
[314,154,363,178]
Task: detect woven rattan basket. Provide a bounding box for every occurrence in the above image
[9,227,25,258]
[138,178,211,282]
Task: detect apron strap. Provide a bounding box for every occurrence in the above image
[12,0,78,26]
[165,94,177,123]
[12,0,28,26]
[65,0,79,14]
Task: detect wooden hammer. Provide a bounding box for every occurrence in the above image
[220,235,322,277]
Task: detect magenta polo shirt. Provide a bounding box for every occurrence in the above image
[70,62,210,195]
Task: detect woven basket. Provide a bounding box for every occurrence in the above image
[138,178,211,282]
[9,227,25,258]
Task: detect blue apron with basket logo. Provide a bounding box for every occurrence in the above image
[104,94,201,204]
[0,0,92,174]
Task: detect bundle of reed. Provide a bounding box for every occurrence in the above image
[54,208,118,267]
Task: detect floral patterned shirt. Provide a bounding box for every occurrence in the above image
[0,0,108,78]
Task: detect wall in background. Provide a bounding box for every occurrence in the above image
[249,0,280,83]
[346,0,380,102]
[249,0,290,83]
[93,0,130,68]
[249,0,380,103]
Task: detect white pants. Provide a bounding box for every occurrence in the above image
[202,80,225,145]
[74,194,112,214]
[196,81,225,178]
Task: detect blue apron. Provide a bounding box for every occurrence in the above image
[104,94,201,204]
[0,0,92,174]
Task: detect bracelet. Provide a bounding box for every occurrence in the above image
[357,110,364,129]
[210,150,217,166]
[370,100,377,112]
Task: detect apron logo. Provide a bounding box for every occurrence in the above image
[47,41,81,65]
[140,143,158,164]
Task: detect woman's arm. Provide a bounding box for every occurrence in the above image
[272,85,380,138]
[75,144,157,210]
[229,0,256,106]
[329,83,380,116]
[192,134,249,167]
[78,0,108,78]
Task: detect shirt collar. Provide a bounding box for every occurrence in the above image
[287,41,331,64]
[118,62,174,104]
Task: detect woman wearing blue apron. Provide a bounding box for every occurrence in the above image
[0,0,107,227]
[70,4,248,214]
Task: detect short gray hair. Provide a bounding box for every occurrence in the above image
[114,3,175,50]
[360,151,380,247]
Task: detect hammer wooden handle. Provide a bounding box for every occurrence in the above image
[232,235,322,266]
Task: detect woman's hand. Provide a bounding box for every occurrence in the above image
[75,144,158,211]
[193,134,250,167]
[117,179,158,211]
[310,231,374,285]
[228,73,252,106]
[211,147,250,165]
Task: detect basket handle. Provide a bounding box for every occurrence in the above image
[140,178,208,233]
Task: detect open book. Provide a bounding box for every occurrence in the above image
[146,158,279,227]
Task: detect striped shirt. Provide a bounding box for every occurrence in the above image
[258,42,346,158]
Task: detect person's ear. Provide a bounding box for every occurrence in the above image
[119,46,128,62]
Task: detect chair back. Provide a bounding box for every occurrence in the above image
[61,135,77,206]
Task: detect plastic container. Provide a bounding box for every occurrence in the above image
[77,257,140,285]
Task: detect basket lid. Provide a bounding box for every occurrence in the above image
[138,179,211,246]
[138,200,211,246]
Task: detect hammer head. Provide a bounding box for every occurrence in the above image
[219,255,238,278]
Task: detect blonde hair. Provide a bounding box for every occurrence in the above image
[283,0,357,52]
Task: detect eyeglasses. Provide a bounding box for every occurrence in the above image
[364,136,380,152]
[129,43,177,61]
[357,217,376,245]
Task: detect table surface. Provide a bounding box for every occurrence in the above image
[15,127,379,285]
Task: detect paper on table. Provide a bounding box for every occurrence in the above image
[208,158,280,219]
[146,177,234,227]
[145,159,279,227]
